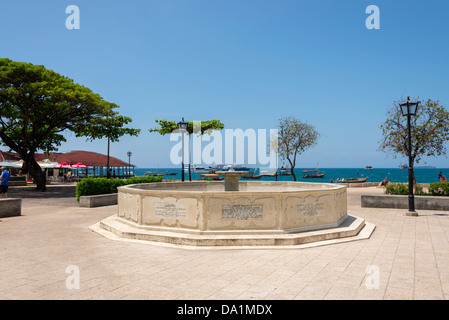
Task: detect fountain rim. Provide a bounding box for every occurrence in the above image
[117,180,346,195]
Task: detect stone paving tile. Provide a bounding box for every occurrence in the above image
[1,185,449,300]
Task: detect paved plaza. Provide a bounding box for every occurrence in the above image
[0,184,448,300]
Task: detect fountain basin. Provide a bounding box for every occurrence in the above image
[115,181,348,235]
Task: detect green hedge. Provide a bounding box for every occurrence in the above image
[385,182,449,196]
[385,183,425,196]
[428,182,449,196]
[76,175,163,201]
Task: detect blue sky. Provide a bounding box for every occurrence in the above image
[1,0,448,168]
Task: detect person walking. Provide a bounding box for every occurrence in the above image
[439,171,444,182]
[0,166,11,198]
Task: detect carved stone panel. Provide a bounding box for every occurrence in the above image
[154,202,187,218]
[296,195,329,218]
[222,204,263,220]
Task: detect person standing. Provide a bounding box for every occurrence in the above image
[40,170,47,192]
[0,167,11,198]
[439,171,444,182]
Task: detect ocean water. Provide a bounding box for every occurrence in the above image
[133,167,449,184]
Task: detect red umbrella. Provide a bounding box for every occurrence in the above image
[71,162,89,169]
[55,162,72,168]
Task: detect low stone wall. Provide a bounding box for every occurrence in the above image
[361,194,449,211]
[9,176,27,186]
[79,194,118,208]
[0,198,22,218]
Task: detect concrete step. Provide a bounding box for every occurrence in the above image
[91,214,375,249]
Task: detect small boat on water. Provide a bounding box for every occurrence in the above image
[302,163,325,178]
[199,173,223,181]
[277,164,292,176]
[330,177,368,183]
[144,170,177,177]
[302,169,325,178]
[365,166,373,170]
[240,169,262,179]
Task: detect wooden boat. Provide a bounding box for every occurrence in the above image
[240,172,262,179]
[302,169,325,178]
[330,177,368,184]
[200,173,223,181]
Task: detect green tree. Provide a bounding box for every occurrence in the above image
[277,116,320,181]
[149,119,224,136]
[149,119,224,180]
[76,115,140,178]
[378,97,449,169]
[0,58,129,189]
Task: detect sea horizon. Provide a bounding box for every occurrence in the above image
[131,167,449,184]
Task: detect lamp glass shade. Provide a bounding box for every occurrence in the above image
[178,119,188,131]
[408,102,418,115]
[399,101,419,116]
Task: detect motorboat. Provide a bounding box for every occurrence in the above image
[365,166,373,170]
[209,164,251,172]
[184,164,211,173]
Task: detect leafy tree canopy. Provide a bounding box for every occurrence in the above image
[277,116,320,181]
[378,97,449,164]
[0,58,133,188]
[149,119,224,135]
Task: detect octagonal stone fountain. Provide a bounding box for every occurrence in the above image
[93,172,374,248]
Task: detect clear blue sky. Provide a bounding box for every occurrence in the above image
[1,0,448,168]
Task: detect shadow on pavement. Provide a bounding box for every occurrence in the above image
[8,185,77,199]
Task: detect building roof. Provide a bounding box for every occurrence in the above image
[0,150,22,162]
[1,150,134,167]
[35,151,134,167]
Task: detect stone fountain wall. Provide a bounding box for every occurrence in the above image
[117,181,347,235]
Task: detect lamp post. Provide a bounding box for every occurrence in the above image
[127,151,132,178]
[177,118,188,181]
[399,96,420,216]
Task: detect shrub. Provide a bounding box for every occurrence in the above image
[76,175,163,201]
[428,182,449,196]
[124,176,163,185]
[385,183,426,196]
[385,183,408,195]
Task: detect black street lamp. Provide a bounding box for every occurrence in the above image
[177,118,188,181]
[399,96,420,216]
[127,151,132,178]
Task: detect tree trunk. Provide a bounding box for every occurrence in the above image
[288,157,296,181]
[291,166,297,181]
[106,137,111,179]
[23,154,44,190]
